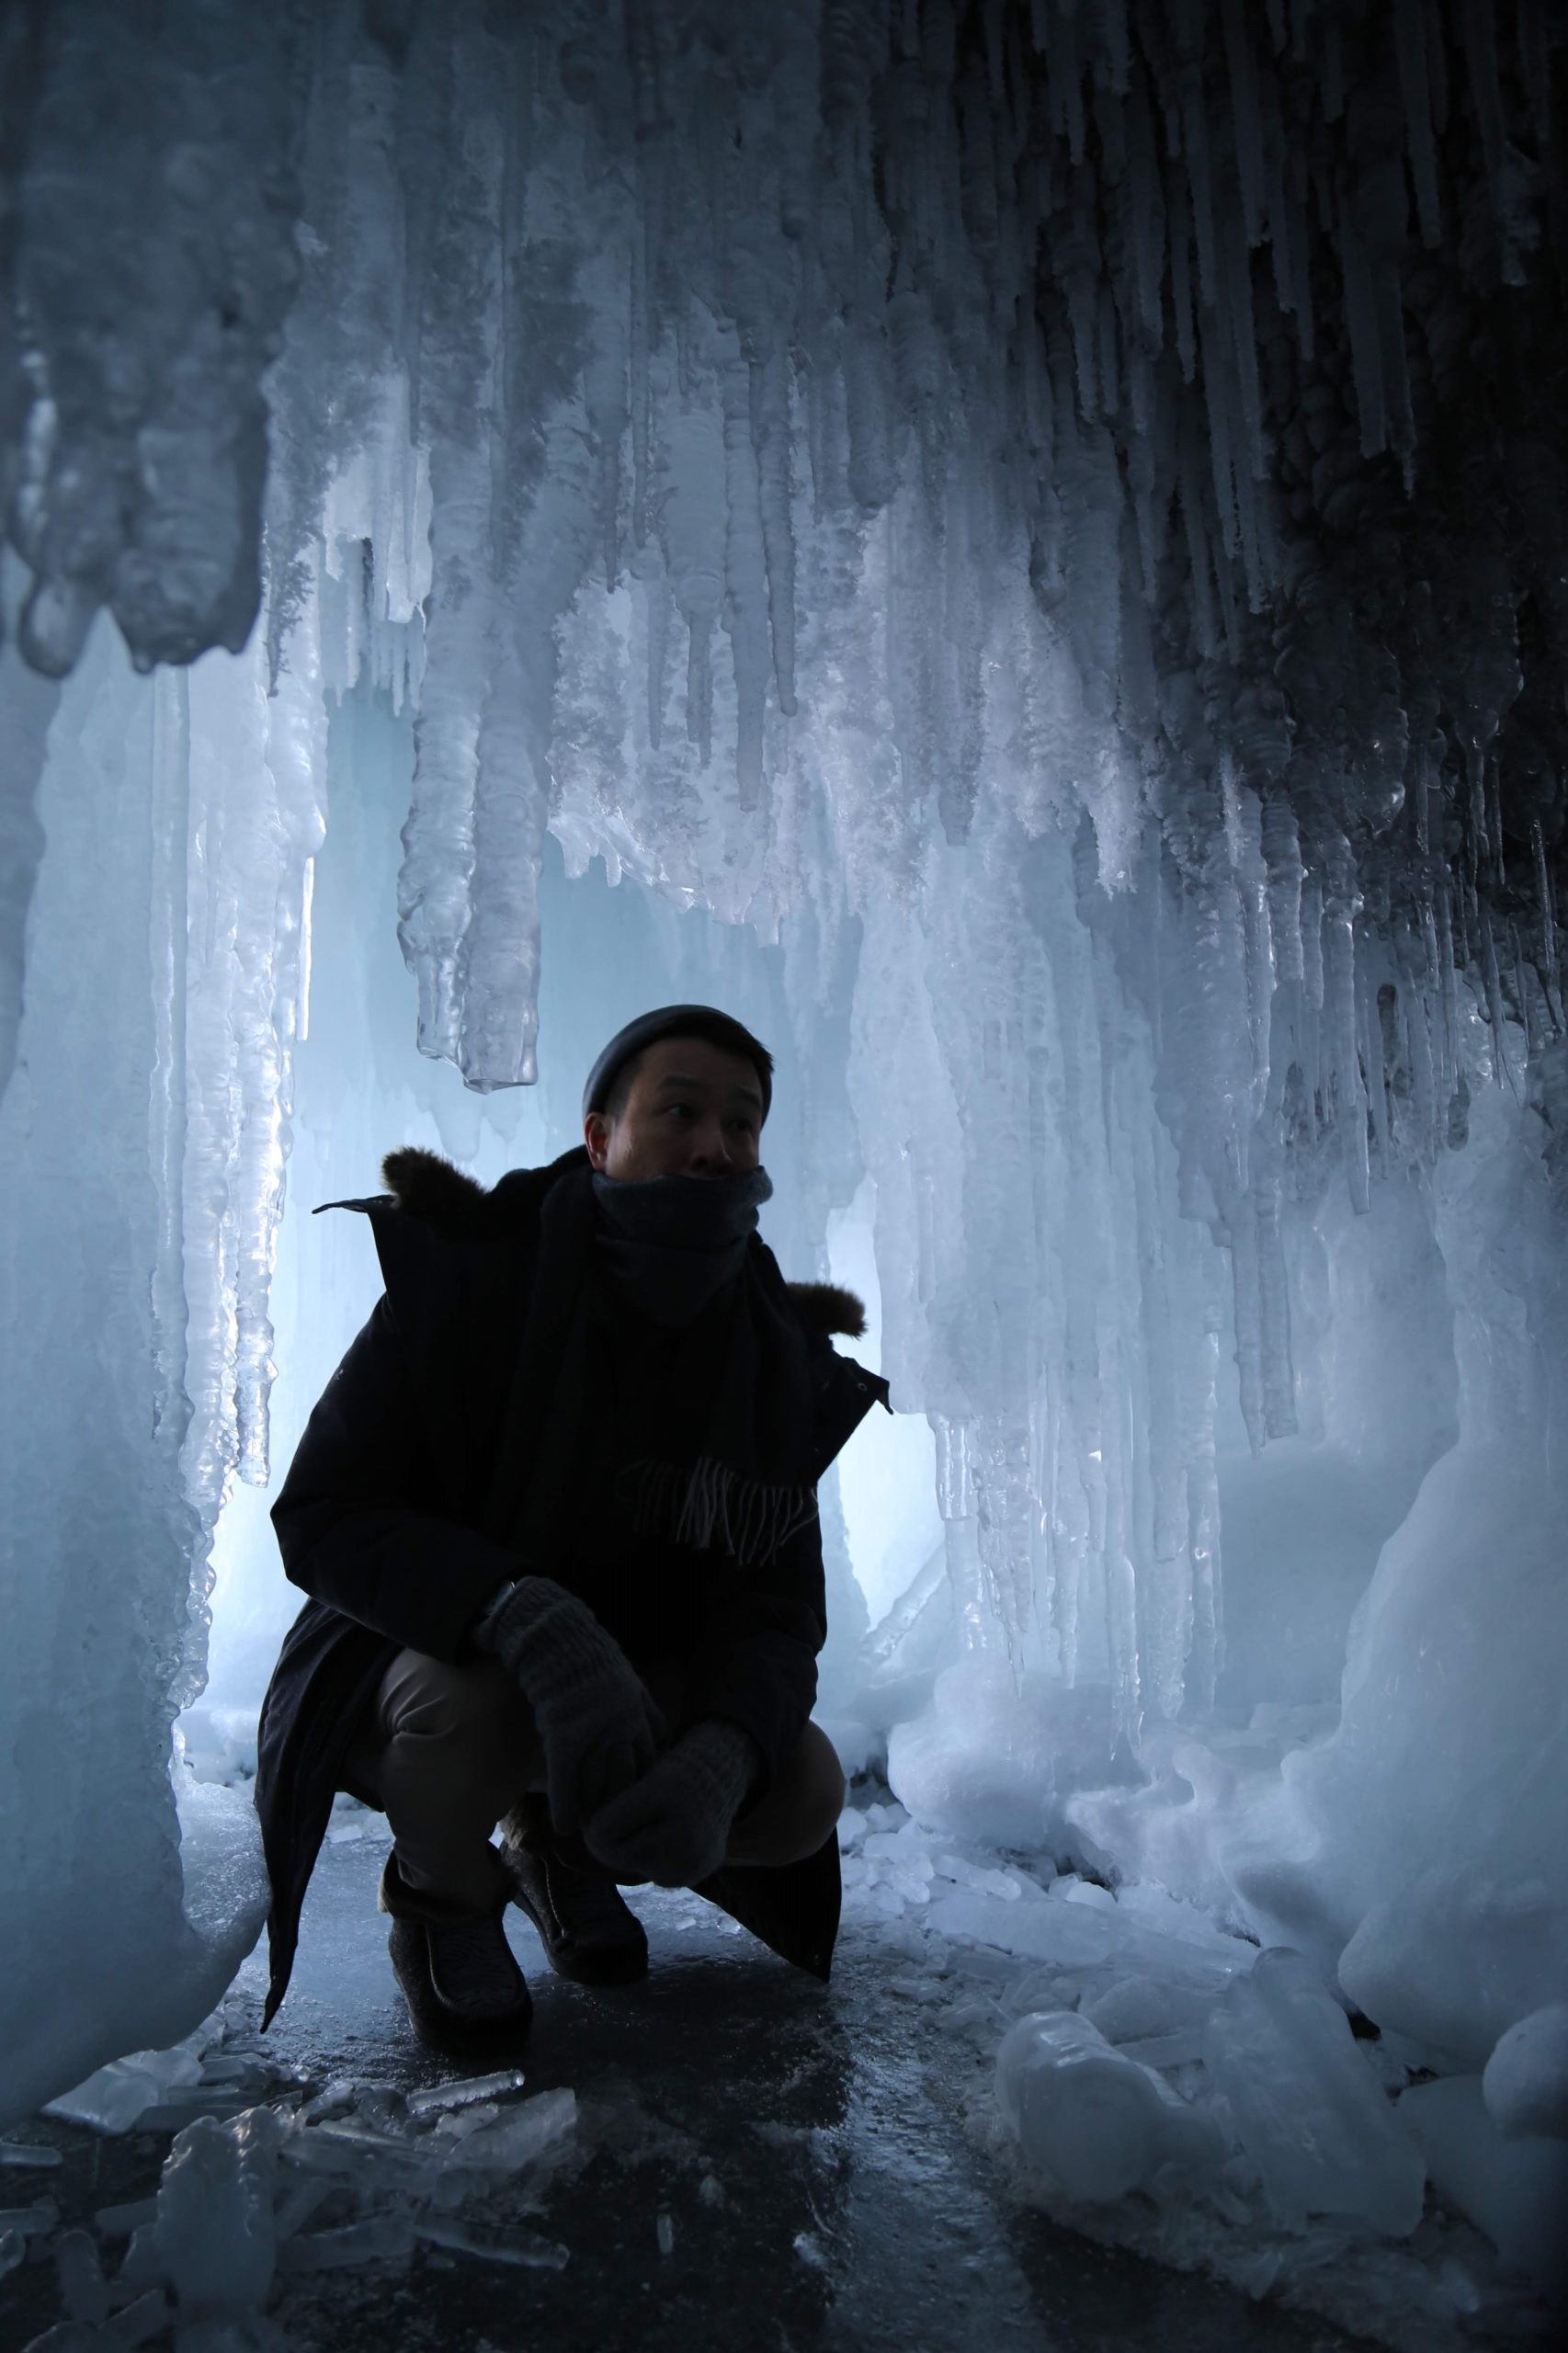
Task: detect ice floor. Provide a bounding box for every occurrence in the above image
[3,1821,1381,2353]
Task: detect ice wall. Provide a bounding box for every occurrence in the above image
[1,0,1565,2111]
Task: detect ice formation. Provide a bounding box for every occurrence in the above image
[1,0,1566,2333]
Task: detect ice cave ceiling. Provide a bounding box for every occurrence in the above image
[5,0,1565,933]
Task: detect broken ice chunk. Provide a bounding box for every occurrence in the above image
[656,2211,674,2256]
[55,2227,108,2323]
[1481,2004,1568,2141]
[0,2144,61,2169]
[278,2215,415,2272]
[994,2010,1221,2204]
[153,2107,285,2316]
[439,2086,576,2173]
[25,2287,174,2349]
[1055,1876,1117,1912]
[406,2068,528,2116]
[0,2199,59,2236]
[1201,1949,1425,2236]
[0,2230,25,2281]
[93,2199,157,2239]
[42,2040,205,2134]
[415,2216,569,2268]
[1082,1973,1211,2045]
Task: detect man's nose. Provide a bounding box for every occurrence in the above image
[687,1119,733,1171]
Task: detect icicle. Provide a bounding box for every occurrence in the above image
[659,404,727,767]
[1479,905,1515,1092]
[456,634,545,1090]
[750,352,798,719]
[1199,291,1240,563]
[1125,71,1167,348]
[1167,177,1198,382]
[1220,0,1266,247]
[1460,0,1506,214]
[1533,816,1562,1031]
[721,355,771,808]
[1255,1169,1296,1439]
[1517,0,1553,153]
[1337,189,1389,460]
[1224,206,1265,491]
[1436,871,1460,1120]
[1050,0,1087,167]
[1101,0,1133,95]
[1262,790,1305,985]
[1322,837,1370,1211]
[1359,950,1389,1176]
[1394,0,1442,247]
[1179,73,1219,310]
[1229,1195,1268,1450]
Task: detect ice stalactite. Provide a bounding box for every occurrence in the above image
[0,0,301,677]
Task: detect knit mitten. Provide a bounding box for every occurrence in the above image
[472,1576,665,1834]
[584,1717,763,1888]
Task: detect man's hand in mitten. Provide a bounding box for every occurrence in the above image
[583,1718,762,1888]
[471,1576,665,1834]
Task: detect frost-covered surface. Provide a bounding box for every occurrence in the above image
[1,0,1566,2284]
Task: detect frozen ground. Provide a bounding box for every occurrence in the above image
[5,1795,1553,2353]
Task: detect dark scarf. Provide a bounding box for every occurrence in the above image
[518,1167,820,1572]
[592,1166,770,1329]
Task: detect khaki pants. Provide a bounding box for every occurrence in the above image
[344,1648,846,1912]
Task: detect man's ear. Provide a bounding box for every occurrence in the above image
[584,1110,611,1171]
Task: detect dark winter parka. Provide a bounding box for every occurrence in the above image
[255,1145,889,2025]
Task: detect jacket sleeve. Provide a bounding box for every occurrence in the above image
[270,1295,518,1662]
[677,1520,825,1797]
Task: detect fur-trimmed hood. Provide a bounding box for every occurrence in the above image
[377,1145,868,1342]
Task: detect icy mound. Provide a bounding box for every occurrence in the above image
[837,1803,1564,2344]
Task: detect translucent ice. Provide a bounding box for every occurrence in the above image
[414,2217,570,2270]
[1201,1949,1425,2236]
[1483,2006,1568,2142]
[889,1658,1127,1852]
[43,2038,205,2136]
[277,2215,414,2273]
[153,2108,284,2318]
[404,2069,528,2117]
[1399,2074,1568,2302]
[995,2010,1221,2204]
[443,2086,577,2174]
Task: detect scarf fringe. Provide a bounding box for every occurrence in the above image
[619,1455,819,1567]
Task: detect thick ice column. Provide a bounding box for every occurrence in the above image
[0,624,266,2126]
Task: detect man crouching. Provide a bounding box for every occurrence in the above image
[255,1006,887,2052]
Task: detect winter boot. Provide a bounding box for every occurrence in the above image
[501,1800,650,1986]
[379,1847,533,2055]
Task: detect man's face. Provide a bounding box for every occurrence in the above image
[585,1035,766,1182]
